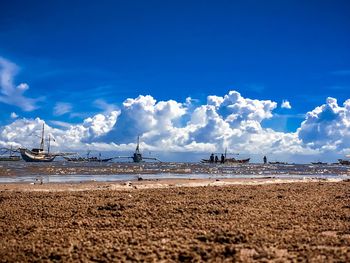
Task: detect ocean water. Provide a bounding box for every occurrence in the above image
[0,161,349,183]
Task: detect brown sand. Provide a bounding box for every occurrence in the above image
[0,180,349,262]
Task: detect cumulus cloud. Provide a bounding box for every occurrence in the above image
[0,57,41,111]
[298,97,350,151]
[281,100,292,109]
[0,91,297,154]
[1,90,349,162]
[100,95,187,144]
[53,102,72,116]
[0,110,120,151]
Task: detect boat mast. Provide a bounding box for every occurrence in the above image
[40,123,45,151]
[135,136,140,154]
[47,135,51,153]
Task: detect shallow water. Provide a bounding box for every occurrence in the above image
[0,172,347,184]
[0,161,349,183]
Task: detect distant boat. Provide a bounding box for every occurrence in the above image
[201,148,250,164]
[338,159,350,165]
[0,146,21,161]
[269,161,288,165]
[20,148,56,162]
[0,155,21,161]
[311,161,327,165]
[63,152,113,162]
[201,157,250,164]
[20,124,57,162]
[225,158,250,164]
[114,136,161,163]
[63,157,113,162]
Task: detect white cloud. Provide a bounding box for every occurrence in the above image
[49,120,73,128]
[53,102,72,116]
[0,57,41,111]
[297,97,350,151]
[281,100,292,109]
[0,110,120,151]
[10,112,18,119]
[1,91,349,162]
[93,99,118,113]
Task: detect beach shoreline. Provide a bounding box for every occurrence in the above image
[0,180,349,261]
[0,176,346,192]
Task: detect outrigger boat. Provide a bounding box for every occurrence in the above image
[201,157,250,164]
[0,146,21,161]
[63,156,113,162]
[224,157,250,164]
[338,159,350,165]
[311,161,327,165]
[338,155,350,165]
[114,136,161,163]
[269,161,288,165]
[20,124,74,162]
[201,148,250,164]
[63,151,113,162]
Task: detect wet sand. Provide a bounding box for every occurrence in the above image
[0,179,349,262]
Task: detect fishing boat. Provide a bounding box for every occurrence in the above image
[63,157,113,162]
[63,152,113,162]
[0,147,21,161]
[311,161,327,165]
[201,148,250,164]
[201,157,250,164]
[225,157,250,164]
[338,159,350,165]
[20,124,57,162]
[269,161,288,165]
[114,136,161,163]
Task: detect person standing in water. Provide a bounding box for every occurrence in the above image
[263,155,267,164]
[210,153,215,163]
[221,154,225,164]
[215,155,219,163]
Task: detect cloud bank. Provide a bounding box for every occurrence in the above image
[3,90,348,162]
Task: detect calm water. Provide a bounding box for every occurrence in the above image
[0,161,348,183]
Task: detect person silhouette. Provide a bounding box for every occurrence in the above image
[221,154,225,164]
[210,153,214,163]
[263,155,267,164]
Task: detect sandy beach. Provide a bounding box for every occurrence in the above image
[0,179,349,262]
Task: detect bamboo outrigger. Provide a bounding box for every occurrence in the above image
[20,124,74,162]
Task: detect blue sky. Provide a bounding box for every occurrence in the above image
[0,0,350,161]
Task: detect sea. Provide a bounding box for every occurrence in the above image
[0,161,349,184]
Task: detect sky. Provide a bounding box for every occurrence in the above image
[0,0,350,162]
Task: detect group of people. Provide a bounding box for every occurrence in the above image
[208,153,268,164]
[209,153,225,164]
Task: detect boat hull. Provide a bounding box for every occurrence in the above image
[201,158,250,164]
[338,159,350,165]
[20,148,56,162]
[0,156,21,161]
[63,156,113,162]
